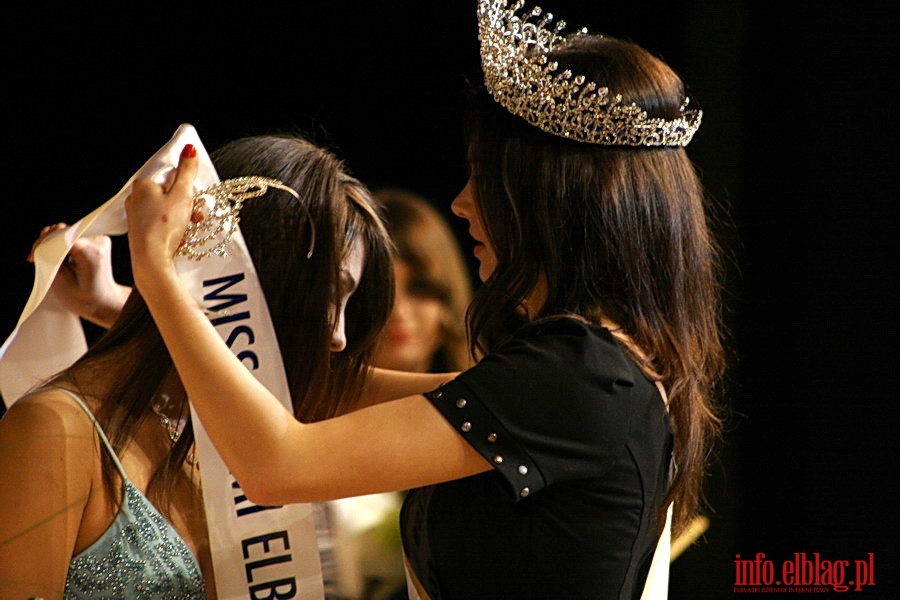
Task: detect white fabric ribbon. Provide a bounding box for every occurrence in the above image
[639,502,673,600]
[0,124,325,599]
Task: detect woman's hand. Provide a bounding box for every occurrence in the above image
[125,144,199,291]
[28,224,130,328]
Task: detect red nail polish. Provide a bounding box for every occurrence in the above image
[181,144,197,158]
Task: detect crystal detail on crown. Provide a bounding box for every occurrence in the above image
[477,0,702,146]
[176,176,314,261]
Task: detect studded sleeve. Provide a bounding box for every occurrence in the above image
[423,318,639,501]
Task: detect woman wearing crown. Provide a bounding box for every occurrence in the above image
[121,2,725,598]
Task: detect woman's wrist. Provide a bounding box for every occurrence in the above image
[130,252,180,301]
[124,147,199,299]
[88,283,132,328]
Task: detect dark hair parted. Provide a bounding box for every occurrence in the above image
[60,133,394,516]
[211,135,394,422]
[465,35,725,536]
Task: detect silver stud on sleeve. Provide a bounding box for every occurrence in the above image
[518,465,528,475]
[456,398,467,408]
[433,390,443,399]
[461,422,472,432]
[493,455,504,464]
[487,433,498,442]
[520,487,531,497]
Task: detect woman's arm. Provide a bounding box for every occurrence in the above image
[0,392,94,597]
[125,148,490,506]
[360,367,459,408]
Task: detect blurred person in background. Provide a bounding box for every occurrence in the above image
[332,188,474,599]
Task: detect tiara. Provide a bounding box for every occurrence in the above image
[478,0,701,147]
[176,176,315,261]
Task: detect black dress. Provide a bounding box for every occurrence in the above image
[400,318,673,599]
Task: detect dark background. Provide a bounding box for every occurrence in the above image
[2,2,897,597]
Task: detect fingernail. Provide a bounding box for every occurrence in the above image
[181,144,197,158]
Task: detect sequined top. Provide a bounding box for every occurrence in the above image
[52,388,207,599]
[401,318,673,599]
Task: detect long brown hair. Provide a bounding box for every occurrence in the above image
[465,35,725,536]
[61,133,394,513]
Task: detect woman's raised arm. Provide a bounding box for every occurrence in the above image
[125,147,489,505]
[360,367,458,409]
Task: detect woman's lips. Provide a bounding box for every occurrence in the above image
[386,329,413,343]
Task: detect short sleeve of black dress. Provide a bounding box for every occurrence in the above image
[424,317,642,501]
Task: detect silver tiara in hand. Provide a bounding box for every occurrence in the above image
[176,176,315,261]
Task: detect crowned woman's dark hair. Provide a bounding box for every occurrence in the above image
[465,35,725,536]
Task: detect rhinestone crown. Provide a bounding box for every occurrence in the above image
[478,0,702,147]
[176,176,314,261]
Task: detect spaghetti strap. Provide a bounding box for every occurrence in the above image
[24,388,211,596]
[38,386,130,482]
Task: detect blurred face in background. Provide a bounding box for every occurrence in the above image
[374,259,445,372]
[373,189,474,373]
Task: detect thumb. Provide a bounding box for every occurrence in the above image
[169,143,199,200]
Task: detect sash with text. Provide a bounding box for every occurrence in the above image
[0,124,325,599]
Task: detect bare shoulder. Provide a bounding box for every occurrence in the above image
[0,387,99,504]
[0,387,97,445]
[0,388,100,592]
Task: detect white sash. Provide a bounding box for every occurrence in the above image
[639,502,673,600]
[0,124,325,599]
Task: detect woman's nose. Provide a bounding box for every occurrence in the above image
[330,320,347,352]
[330,334,347,352]
[451,179,475,218]
[390,290,414,322]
